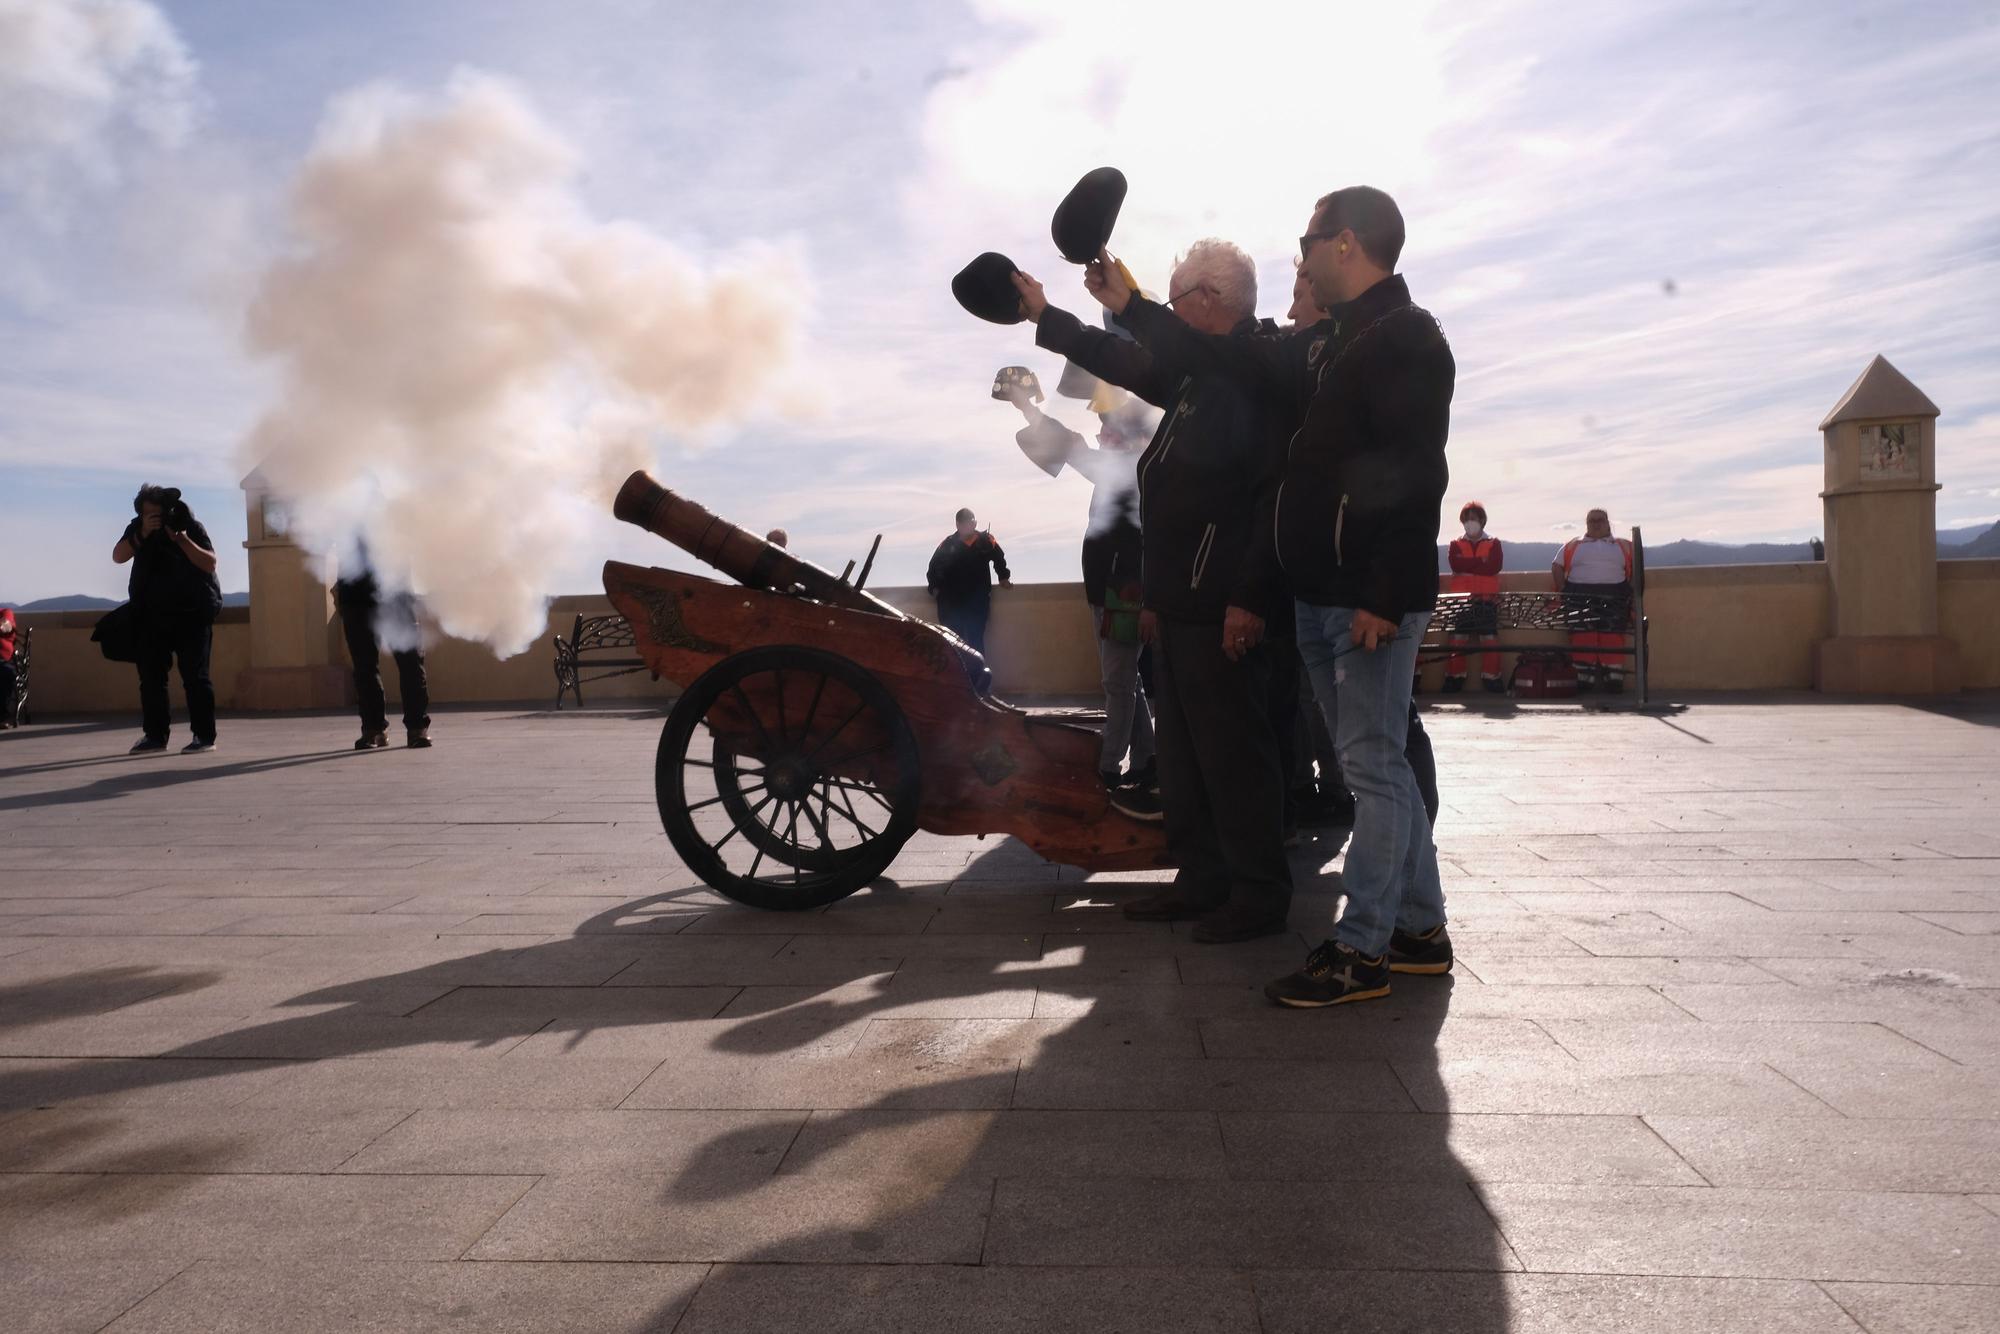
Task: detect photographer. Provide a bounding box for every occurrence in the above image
[112,485,222,754]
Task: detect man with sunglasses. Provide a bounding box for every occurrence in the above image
[1085,187,1455,1007]
[1010,239,1296,945]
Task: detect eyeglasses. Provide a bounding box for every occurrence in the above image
[1166,283,1205,307]
[1298,229,1343,260]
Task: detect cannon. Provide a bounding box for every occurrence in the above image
[603,471,1170,909]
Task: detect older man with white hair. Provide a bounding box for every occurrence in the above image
[1011,239,1297,944]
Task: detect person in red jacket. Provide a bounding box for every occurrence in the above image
[0,605,18,728]
[1445,501,1503,693]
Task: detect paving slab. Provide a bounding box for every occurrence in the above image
[1220,1111,1704,1186]
[1482,1183,2000,1282]
[467,1171,993,1263]
[1821,1280,2000,1333]
[97,1259,707,1333]
[1647,1115,2000,1191]
[678,1263,1260,1333]
[1252,1271,1864,1333]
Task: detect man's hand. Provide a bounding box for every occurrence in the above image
[139,512,163,537]
[1138,609,1159,647]
[1010,271,1048,323]
[998,579,1013,589]
[1083,247,1133,315]
[1351,609,1398,652]
[1221,605,1265,662]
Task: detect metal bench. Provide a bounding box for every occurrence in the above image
[552,613,649,709]
[1419,527,1651,705]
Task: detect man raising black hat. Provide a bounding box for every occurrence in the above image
[1011,239,1296,945]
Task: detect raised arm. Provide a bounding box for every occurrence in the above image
[1012,271,1179,408]
[1085,251,1309,398]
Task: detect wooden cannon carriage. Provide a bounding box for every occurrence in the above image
[603,471,1169,909]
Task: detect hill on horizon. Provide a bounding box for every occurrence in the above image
[2,592,250,613]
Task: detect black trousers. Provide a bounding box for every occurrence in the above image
[938,600,990,655]
[340,596,430,735]
[1153,617,1291,911]
[1405,703,1439,826]
[137,618,215,743]
[1266,636,1301,827]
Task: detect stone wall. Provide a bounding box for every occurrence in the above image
[12,558,1997,716]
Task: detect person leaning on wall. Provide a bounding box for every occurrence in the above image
[112,484,223,754]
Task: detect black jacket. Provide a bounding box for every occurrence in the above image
[927,532,1009,610]
[1034,304,1293,624]
[1123,274,1454,622]
[124,517,223,626]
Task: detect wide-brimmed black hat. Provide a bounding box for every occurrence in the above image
[952,252,1024,324]
[1052,167,1126,264]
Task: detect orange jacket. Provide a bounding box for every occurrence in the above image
[1558,535,1634,583]
[1449,535,1503,596]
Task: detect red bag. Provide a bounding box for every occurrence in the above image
[1509,649,1578,699]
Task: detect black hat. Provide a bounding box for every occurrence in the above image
[952,252,1024,325]
[1052,167,1126,264]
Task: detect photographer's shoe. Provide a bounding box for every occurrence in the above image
[129,736,167,754]
[1123,884,1225,922]
[1387,923,1453,975]
[406,728,432,749]
[355,732,388,750]
[1265,939,1391,1008]
[1107,785,1161,821]
[181,739,216,755]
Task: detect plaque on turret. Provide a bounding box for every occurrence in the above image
[1858,422,1920,481]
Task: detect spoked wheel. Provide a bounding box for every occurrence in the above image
[656,646,922,909]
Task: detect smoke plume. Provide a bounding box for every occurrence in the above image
[0,0,196,211]
[242,72,801,654]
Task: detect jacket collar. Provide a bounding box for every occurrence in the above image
[1335,273,1411,326]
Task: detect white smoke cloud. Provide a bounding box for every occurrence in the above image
[0,0,197,212]
[242,71,802,654]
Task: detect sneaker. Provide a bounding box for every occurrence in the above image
[1107,785,1163,822]
[1191,890,1291,944]
[1387,923,1453,975]
[1441,676,1465,694]
[355,732,388,750]
[1122,884,1226,922]
[1099,768,1124,789]
[181,738,216,754]
[1265,939,1391,1008]
[1601,676,1625,695]
[1122,759,1157,791]
[129,736,167,754]
[406,728,433,749]
[1482,677,1505,694]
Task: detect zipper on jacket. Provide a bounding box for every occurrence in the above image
[1334,494,1349,565]
[1189,522,1217,590]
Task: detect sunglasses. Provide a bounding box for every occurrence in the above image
[1298,228,1343,260]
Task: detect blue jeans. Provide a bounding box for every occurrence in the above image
[1296,603,1446,956]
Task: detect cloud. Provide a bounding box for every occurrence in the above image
[240,71,805,654]
[0,0,198,214]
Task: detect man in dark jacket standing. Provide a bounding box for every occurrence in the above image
[112,485,222,754]
[1014,238,1296,943]
[1087,187,1454,1001]
[334,549,432,750]
[926,510,1010,655]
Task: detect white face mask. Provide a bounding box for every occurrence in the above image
[1463,521,1483,539]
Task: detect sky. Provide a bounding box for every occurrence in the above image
[4,0,1998,624]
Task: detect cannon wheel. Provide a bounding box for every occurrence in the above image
[655,646,922,909]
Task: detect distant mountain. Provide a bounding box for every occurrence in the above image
[1939,523,1995,547]
[1,592,248,611]
[1953,521,2000,559]
[4,594,119,612]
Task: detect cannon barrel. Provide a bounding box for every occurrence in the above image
[612,471,904,620]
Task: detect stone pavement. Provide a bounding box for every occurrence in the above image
[2,696,1998,1332]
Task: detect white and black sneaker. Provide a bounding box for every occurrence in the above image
[1265,939,1392,1008]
